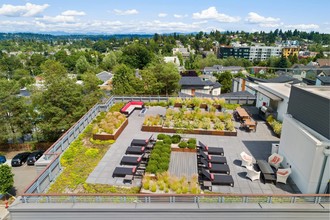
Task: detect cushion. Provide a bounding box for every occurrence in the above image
[208,162,212,168]
[132,167,136,173]
[145,139,149,143]
[208,155,212,160]
[205,146,209,151]
[141,147,145,151]
[277,170,289,176]
[137,157,142,162]
[271,156,281,164]
[210,173,214,180]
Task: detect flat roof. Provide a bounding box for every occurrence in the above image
[294,85,330,100]
[259,83,292,99]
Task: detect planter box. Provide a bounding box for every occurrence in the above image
[93,119,128,140]
[141,125,237,136]
[171,147,197,153]
[174,103,183,108]
[266,122,281,138]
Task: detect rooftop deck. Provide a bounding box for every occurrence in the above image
[87,106,300,194]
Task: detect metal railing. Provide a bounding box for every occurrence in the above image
[25,96,172,194]
[20,193,330,204]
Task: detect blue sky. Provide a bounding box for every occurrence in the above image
[0,0,329,34]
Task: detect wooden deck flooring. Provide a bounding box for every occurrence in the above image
[169,152,198,180]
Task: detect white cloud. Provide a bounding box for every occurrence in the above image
[246,12,280,24]
[36,15,76,23]
[174,14,188,18]
[158,13,167,17]
[285,24,319,30]
[113,9,138,15]
[61,10,86,16]
[192,7,240,23]
[0,3,49,17]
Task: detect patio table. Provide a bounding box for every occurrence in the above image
[256,160,276,184]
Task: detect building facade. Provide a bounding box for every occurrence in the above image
[248,46,282,61]
[218,46,250,59]
[279,86,330,194]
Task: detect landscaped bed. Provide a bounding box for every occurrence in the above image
[48,103,140,194]
[92,105,128,140]
[142,106,237,136]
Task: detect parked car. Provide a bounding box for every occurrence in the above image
[11,152,31,167]
[27,150,44,165]
[0,155,6,164]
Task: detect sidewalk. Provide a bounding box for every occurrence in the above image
[0,205,9,220]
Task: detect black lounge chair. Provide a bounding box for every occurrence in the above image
[198,141,224,156]
[198,150,227,164]
[112,166,137,178]
[201,168,234,187]
[199,158,230,174]
[125,146,146,155]
[131,135,154,147]
[120,156,143,166]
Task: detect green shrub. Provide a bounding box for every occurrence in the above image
[187,143,196,149]
[187,138,196,145]
[171,135,181,144]
[84,148,99,158]
[157,133,167,140]
[89,138,115,145]
[143,179,150,190]
[146,164,158,173]
[163,136,172,145]
[178,141,188,148]
[266,115,274,123]
[150,182,157,192]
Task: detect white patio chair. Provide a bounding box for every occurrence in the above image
[240,151,253,167]
[268,153,284,169]
[276,168,292,184]
[246,165,260,181]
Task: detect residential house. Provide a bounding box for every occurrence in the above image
[203,65,245,75]
[316,58,330,66]
[179,76,222,97]
[164,56,180,67]
[282,46,299,58]
[279,85,330,194]
[172,46,195,58]
[96,71,113,90]
[316,76,330,85]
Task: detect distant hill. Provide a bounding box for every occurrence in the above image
[0,32,154,41]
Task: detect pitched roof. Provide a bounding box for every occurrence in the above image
[317,76,330,84]
[220,91,255,98]
[179,77,206,86]
[96,71,113,82]
[317,58,330,66]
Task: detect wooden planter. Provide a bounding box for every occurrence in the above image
[171,147,197,153]
[141,125,237,136]
[93,119,128,140]
[174,103,183,108]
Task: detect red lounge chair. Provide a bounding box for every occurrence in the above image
[201,168,234,187]
[198,141,224,156]
[198,149,227,164]
[112,166,137,178]
[199,158,230,174]
[125,146,146,155]
[120,156,143,166]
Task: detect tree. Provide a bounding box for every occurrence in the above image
[101,51,117,71]
[0,79,32,144]
[81,70,104,109]
[75,55,90,74]
[33,60,85,141]
[154,62,180,96]
[111,64,136,95]
[0,165,14,194]
[121,44,153,69]
[217,71,233,93]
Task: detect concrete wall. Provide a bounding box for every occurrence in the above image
[279,114,330,193]
[275,97,288,122]
[256,92,270,108]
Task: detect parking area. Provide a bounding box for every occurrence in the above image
[2,151,38,196]
[87,106,300,194]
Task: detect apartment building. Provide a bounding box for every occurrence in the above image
[248,46,282,61]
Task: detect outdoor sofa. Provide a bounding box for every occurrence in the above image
[198,141,224,156]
